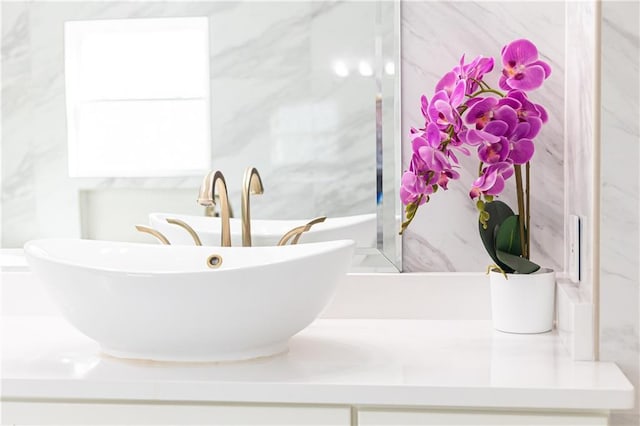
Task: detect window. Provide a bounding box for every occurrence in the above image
[65,17,211,177]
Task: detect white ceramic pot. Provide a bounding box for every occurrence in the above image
[489,268,556,334]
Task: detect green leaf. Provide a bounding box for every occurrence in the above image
[478,201,515,271]
[495,215,522,256]
[496,250,540,274]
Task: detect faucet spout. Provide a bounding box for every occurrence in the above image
[241,167,264,246]
[197,170,232,247]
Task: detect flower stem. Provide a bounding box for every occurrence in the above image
[467,87,505,98]
[514,164,527,259]
[469,77,491,91]
[399,194,423,235]
[525,161,530,259]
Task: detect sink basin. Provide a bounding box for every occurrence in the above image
[148,213,376,247]
[24,238,354,362]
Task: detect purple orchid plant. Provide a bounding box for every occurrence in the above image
[399,39,551,274]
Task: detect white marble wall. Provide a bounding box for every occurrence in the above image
[600,2,640,424]
[207,1,379,221]
[565,0,598,304]
[558,0,598,362]
[1,1,380,247]
[401,1,565,272]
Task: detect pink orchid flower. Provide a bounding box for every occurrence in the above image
[499,39,551,91]
[469,162,514,199]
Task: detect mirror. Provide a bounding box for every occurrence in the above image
[0,1,401,271]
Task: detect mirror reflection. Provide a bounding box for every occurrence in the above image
[1,1,400,270]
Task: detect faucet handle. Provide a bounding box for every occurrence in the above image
[277,216,327,246]
[166,218,203,246]
[292,216,327,244]
[135,225,171,245]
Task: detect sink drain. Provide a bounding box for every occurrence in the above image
[206,254,223,269]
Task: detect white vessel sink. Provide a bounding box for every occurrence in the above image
[149,213,376,247]
[24,238,354,362]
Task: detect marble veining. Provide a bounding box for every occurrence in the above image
[599,1,640,423]
[401,1,565,272]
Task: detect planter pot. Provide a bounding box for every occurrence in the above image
[489,268,555,334]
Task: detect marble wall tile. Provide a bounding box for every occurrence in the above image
[209,1,378,221]
[599,1,640,423]
[565,1,597,303]
[208,1,313,79]
[401,1,565,272]
[1,2,38,247]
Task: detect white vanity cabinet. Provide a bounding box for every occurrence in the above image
[1,402,612,426]
[1,401,351,426]
[357,408,609,426]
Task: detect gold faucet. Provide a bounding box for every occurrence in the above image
[197,171,232,247]
[204,195,234,218]
[241,167,264,246]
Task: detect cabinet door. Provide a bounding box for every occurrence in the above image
[358,408,609,426]
[2,401,351,425]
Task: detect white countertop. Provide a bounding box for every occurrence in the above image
[1,316,633,410]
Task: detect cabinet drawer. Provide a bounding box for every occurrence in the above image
[358,408,608,426]
[2,400,351,425]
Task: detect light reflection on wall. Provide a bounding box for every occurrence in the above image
[332,60,394,77]
[270,102,339,166]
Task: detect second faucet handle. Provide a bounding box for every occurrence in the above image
[277,216,327,246]
[135,225,170,245]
